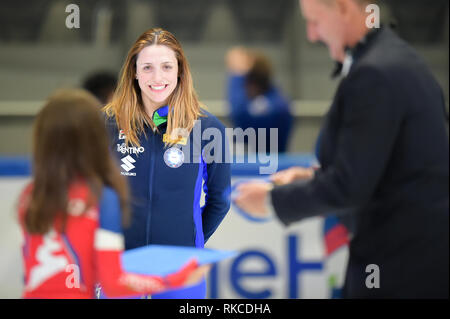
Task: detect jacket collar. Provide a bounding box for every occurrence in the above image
[331,25,383,79]
[152,105,169,128]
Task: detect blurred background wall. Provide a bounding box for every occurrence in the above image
[0,0,448,155]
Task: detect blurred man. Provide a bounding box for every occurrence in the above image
[234,0,449,298]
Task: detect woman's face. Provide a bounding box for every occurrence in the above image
[136,44,179,111]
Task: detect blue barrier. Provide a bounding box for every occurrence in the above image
[231,153,316,176]
[0,153,316,177]
[0,156,32,176]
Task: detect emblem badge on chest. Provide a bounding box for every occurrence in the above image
[164,147,184,168]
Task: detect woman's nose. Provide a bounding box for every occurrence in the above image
[151,68,164,83]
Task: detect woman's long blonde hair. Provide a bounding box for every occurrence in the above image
[103,28,204,147]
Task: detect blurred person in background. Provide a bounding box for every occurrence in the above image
[103,28,230,299]
[234,0,449,298]
[82,71,117,105]
[225,47,293,153]
[17,89,205,299]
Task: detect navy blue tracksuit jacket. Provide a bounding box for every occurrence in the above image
[105,106,231,251]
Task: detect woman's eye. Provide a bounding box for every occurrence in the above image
[143,65,151,71]
[163,65,172,70]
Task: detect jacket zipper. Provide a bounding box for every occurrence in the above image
[146,130,156,245]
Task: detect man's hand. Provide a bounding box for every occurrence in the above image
[233,181,273,218]
[270,166,315,186]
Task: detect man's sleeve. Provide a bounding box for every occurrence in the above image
[271,66,402,226]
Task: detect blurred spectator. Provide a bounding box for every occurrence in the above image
[225,47,293,153]
[82,71,117,105]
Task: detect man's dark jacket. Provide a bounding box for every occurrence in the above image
[271,27,449,298]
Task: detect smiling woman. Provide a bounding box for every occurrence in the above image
[136,45,179,115]
[104,28,203,147]
[102,28,231,299]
